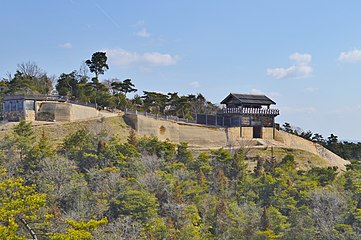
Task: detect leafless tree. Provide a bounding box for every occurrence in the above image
[309,189,348,240]
[5,71,12,81]
[48,74,57,94]
[227,138,256,158]
[93,216,145,240]
[140,154,165,172]
[17,61,45,78]
[75,61,90,84]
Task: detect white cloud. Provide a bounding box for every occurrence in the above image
[290,52,311,63]
[190,81,200,88]
[143,52,178,65]
[338,49,361,62]
[59,42,72,49]
[267,53,313,79]
[249,89,265,95]
[104,48,179,67]
[136,28,150,38]
[248,89,280,97]
[105,49,138,66]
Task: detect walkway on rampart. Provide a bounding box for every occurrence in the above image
[125,109,198,125]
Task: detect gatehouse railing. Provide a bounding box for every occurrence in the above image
[125,110,275,128]
[218,107,279,116]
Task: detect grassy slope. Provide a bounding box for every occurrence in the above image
[0,116,333,170]
[0,116,131,146]
[245,147,328,171]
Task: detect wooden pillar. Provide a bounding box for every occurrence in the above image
[23,100,27,120]
[272,116,275,139]
[240,116,242,138]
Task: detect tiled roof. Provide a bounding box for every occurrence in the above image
[221,93,276,105]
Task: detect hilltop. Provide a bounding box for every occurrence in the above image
[1,109,359,239]
[0,112,349,171]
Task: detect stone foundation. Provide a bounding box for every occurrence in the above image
[36,102,99,122]
[3,111,24,121]
[124,114,275,147]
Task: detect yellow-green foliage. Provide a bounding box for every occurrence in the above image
[0,169,46,239]
[50,218,108,240]
[0,121,360,239]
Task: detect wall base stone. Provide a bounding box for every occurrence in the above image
[124,114,276,147]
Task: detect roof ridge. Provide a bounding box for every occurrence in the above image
[221,92,276,105]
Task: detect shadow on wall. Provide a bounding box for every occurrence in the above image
[159,125,166,135]
[36,112,55,121]
[123,115,137,129]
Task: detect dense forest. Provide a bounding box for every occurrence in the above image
[1,120,361,239]
[2,52,361,239]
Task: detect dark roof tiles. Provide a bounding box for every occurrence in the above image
[221,93,276,105]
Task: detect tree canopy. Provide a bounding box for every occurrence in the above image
[85,52,109,81]
[1,121,361,239]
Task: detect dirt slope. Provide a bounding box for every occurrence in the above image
[0,114,130,146]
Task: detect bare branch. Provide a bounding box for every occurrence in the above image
[18,217,38,240]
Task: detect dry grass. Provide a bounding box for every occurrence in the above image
[191,145,329,171]
[0,116,331,170]
[246,147,328,170]
[0,116,131,146]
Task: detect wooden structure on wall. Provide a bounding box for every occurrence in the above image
[196,93,280,139]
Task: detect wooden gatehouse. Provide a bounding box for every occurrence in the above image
[196,93,280,139]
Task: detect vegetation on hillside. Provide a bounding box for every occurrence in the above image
[282,122,361,161]
[2,52,361,238]
[1,120,361,239]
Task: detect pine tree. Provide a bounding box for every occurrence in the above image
[174,180,183,204]
[23,129,55,175]
[0,170,47,239]
[260,207,270,231]
[13,119,35,161]
[254,156,265,177]
[127,129,137,146]
[198,169,207,187]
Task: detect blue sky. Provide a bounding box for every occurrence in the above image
[1,0,361,140]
